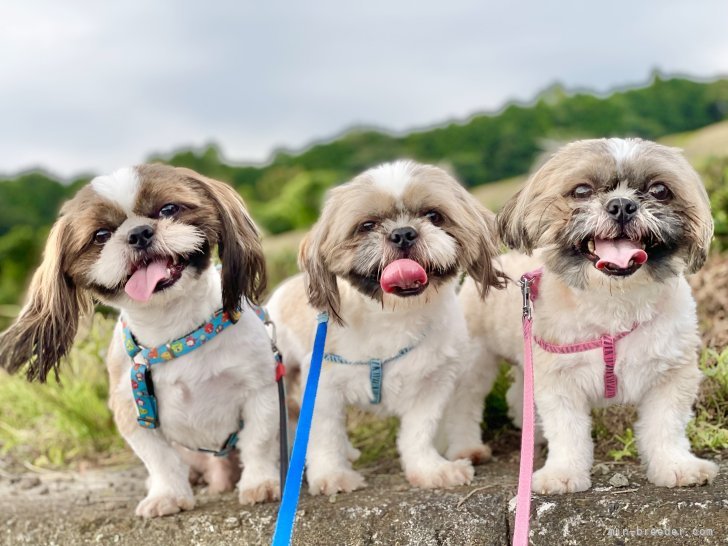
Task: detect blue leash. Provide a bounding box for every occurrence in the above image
[272,312,329,546]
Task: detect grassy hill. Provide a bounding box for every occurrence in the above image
[2,75,728,310]
[264,119,728,272]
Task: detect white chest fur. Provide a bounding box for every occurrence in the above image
[115,305,275,451]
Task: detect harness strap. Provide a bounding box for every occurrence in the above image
[534,327,636,398]
[323,344,416,404]
[123,303,288,463]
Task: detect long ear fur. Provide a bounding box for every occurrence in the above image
[0,219,92,382]
[297,222,342,324]
[497,187,534,253]
[181,169,267,314]
[457,196,506,298]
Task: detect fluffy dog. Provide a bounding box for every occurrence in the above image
[0,165,281,516]
[455,138,718,493]
[266,160,504,495]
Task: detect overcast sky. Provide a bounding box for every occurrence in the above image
[1,0,727,178]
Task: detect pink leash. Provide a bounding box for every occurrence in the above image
[512,268,638,545]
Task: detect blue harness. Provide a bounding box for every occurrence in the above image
[122,304,286,458]
[323,344,418,404]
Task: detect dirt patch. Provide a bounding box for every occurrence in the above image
[690,253,728,349]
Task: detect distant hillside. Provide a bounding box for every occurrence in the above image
[2,75,728,239]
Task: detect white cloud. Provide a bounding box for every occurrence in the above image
[1,0,727,177]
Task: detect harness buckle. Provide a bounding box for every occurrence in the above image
[519,276,533,320]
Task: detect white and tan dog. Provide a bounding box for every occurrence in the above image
[0,165,281,516]
[267,160,504,495]
[454,138,718,494]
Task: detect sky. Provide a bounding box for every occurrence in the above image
[1,0,728,178]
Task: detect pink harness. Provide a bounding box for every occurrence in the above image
[512,268,639,546]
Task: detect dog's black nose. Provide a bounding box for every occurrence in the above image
[606,198,638,225]
[128,225,155,250]
[389,227,418,249]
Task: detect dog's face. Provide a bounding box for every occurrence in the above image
[0,164,265,381]
[299,161,503,322]
[498,138,713,288]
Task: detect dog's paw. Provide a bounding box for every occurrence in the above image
[446,443,492,465]
[647,456,718,488]
[238,479,280,505]
[307,469,366,496]
[135,493,195,518]
[532,466,591,494]
[406,459,474,489]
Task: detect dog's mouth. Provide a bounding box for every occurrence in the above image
[125,256,188,302]
[576,237,649,277]
[380,259,429,297]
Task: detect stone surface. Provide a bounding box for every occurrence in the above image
[1,458,726,545]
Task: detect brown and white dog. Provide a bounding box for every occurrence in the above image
[0,165,281,516]
[266,160,504,496]
[454,138,718,493]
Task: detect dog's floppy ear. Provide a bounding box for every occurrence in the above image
[298,220,342,324]
[0,218,93,382]
[497,187,534,253]
[453,191,506,298]
[180,168,266,313]
[681,167,715,274]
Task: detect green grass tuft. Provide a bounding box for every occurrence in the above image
[0,314,124,467]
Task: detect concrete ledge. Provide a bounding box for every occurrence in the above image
[2,457,726,545]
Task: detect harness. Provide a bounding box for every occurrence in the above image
[323,342,420,404]
[512,267,641,545]
[122,304,287,459]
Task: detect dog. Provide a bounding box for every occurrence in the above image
[0,165,281,516]
[266,160,504,495]
[455,138,718,493]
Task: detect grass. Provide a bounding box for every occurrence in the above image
[0,313,125,468]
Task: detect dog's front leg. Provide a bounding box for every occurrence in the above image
[636,362,718,487]
[238,384,281,504]
[305,372,366,496]
[531,382,593,494]
[125,429,195,517]
[440,345,498,464]
[398,380,475,489]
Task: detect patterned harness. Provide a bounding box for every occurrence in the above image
[122,304,285,457]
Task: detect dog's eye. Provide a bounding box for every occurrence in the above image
[358,221,377,233]
[93,229,111,245]
[571,185,594,199]
[648,182,671,201]
[158,203,180,218]
[424,210,443,225]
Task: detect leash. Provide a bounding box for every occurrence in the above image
[253,305,290,491]
[513,270,539,546]
[512,268,640,545]
[272,312,329,546]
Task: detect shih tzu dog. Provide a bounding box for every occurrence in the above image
[456,138,718,494]
[266,160,504,495]
[0,165,282,516]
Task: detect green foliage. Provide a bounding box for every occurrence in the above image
[701,157,728,249]
[0,314,124,466]
[608,428,638,461]
[1,76,727,309]
[689,348,728,452]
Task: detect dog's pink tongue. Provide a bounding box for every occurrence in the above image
[595,239,648,270]
[380,259,428,293]
[124,260,169,302]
